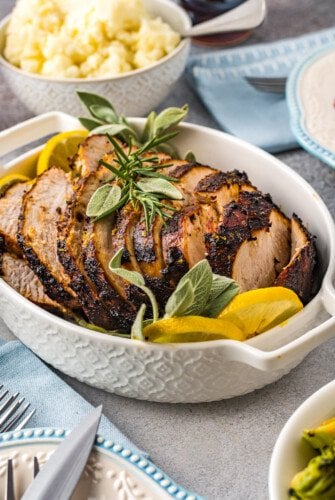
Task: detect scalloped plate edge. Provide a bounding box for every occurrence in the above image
[0,427,202,500]
[286,43,335,168]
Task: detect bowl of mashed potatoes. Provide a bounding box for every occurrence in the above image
[0,0,191,116]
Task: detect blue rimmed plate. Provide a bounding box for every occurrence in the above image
[287,44,335,168]
[0,428,202,499]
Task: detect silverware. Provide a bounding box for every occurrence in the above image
[0,385,36,433]
[245,76,287,93]
[6,457,40,500]
[181,0,266,38]
[21,405,102,500]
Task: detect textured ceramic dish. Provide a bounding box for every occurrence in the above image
[287,44,335,169]
[0,427,201,499]
[0,112,335,403]
[0,0,191,116]
[269,380,335,500]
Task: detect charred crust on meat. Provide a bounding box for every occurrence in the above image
[206,191,274,276]
[133,221,156,263]
[195,170,253,192]
[168,162,199,178]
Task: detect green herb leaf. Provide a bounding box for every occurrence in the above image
[90,104,118,123]
[137,178,183,200]
[165,259,213,317]
[90,124,138,138]
[78,117,103,131]
[164,279,195,318]
[184,150,196,163]
[131,304,146,341]
[86,184,121,218]
[153,105,188,136]
[77,91,115,112]
[141,111,157,143]
[109,249,159,321]
[203,275,240,318]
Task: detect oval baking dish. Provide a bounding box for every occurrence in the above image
[0,112,334,403]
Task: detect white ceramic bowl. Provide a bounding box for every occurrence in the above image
[0,112,335,403]
[0,0,191,116]
[269,380,335,500]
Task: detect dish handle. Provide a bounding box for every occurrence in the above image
[0,112,79,160]
[226,280,335,372]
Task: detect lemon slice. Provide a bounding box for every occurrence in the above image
[217,286,303,338]
[37,130,88,175]
[143,316,245,343]
[0,173,30,195]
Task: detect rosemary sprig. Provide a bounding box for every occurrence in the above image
[86,133,183,230]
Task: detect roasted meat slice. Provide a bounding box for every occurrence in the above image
[58,167,131,330]
[166,161,216,199]
[72,135,114,178]
[275,214,316,303]
[0,181,30,255]
[195,170,256,212]
[0,252,69,317]
[161,203,218,287]
[18,167,80,309]
[206,191,291,291]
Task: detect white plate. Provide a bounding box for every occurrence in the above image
[0,113,335,403]
[287,44,335,168]
[269,380,335,500]
[0,428,200,499]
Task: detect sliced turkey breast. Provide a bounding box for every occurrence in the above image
[0,181,30,255]
[18,167,80,309]
[1,252,69,317]
[275,214,316,303]
[206,191,291,291]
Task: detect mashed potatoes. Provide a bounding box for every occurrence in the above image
[4,0,181,78]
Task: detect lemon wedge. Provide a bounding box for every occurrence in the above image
[143,316,245,343]
[217,286,303,338]
[0,173,30,195]
[37,130,88,175]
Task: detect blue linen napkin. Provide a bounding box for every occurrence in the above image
[0,338,146,455]
[187,28,335,153]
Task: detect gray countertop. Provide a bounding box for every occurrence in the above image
[1,1,335,498]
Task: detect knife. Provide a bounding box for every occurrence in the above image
[22,405,102,500]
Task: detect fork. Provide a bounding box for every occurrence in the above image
[6,457,39,500]
[244,75,287,93]
[0,385,36,433]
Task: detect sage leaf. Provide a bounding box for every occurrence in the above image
[109,249,159,321]
[155,142,178,158]
[131,304,146,341]
[171,259,213,317]
[137,178,183,200]
[141,111,157,143]
[185,150,196,163]
[90,104,117,123]
[153,105,188,136]
[86,184,121,218]
[77,91,115,113]
[164,279,195,318]
[203,275,240,318]
[78,117,103,131]
[90,124,137,138]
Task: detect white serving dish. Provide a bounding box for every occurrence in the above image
[0,0,191,116]
[269,380,335,500]
[0,427,201,499]
[0,112,335,403]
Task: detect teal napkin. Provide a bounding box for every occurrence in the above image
[0,339,145,455]
[187,28,335,153]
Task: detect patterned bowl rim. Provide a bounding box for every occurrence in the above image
[0,427,201,500]
[0,0,191,84]
[286,43,335,169]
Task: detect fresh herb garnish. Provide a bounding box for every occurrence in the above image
[86,133,183,229]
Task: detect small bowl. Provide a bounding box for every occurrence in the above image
[0,0,191,116]
[269,380,335,500]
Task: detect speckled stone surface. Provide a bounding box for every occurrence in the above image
[1,1,335,499]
